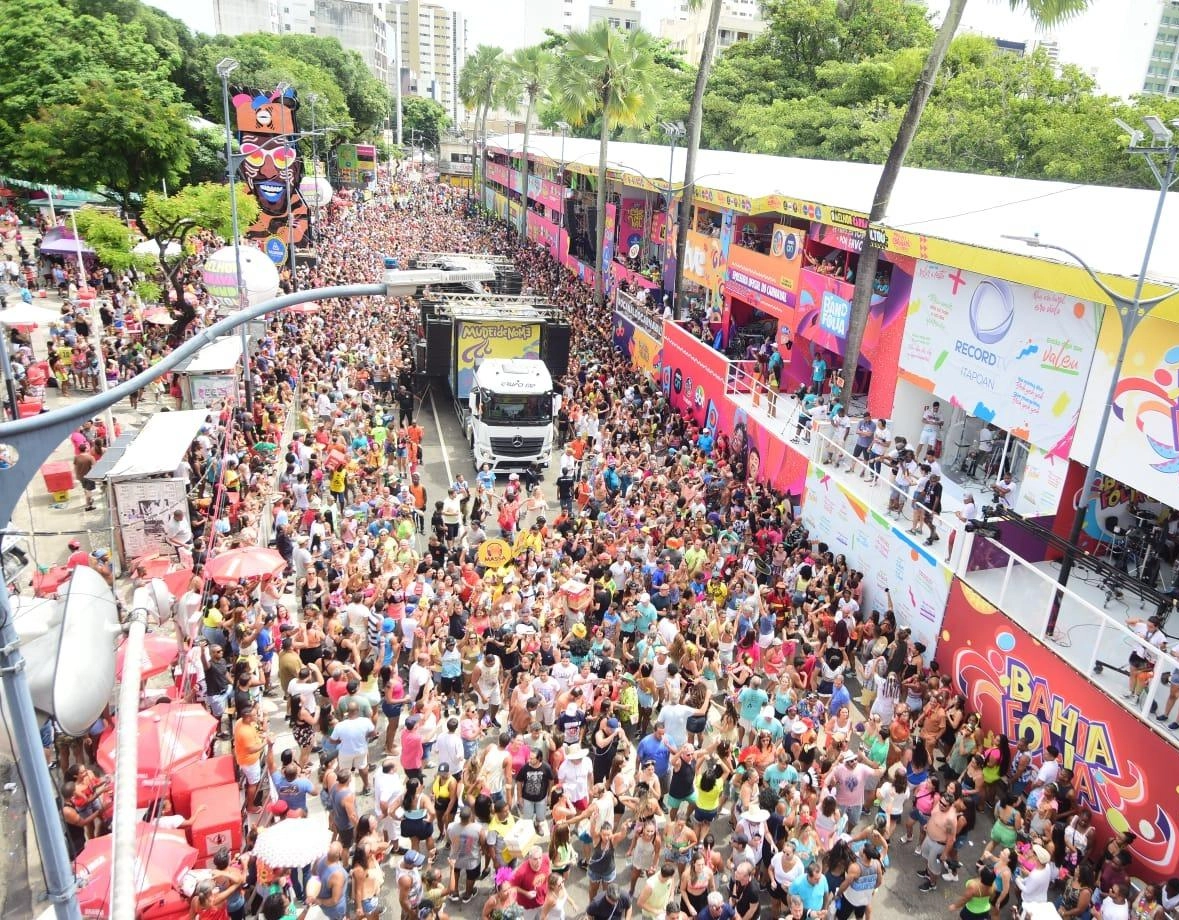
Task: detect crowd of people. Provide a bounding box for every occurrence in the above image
[31,173,1175,920]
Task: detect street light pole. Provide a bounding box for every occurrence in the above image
[217,57,254,413]
[1003,116,1179,637]
[69,211,115,439]
[660,121,685,314]
[307,92,322,238]
[556,121,570,261]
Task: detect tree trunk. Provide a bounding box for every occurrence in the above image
[478,101,489,210]
[593,102,610,307]
[519,95,533,238]
[470,108,480,200]
[841,0,968,391]
[673,0,724,320]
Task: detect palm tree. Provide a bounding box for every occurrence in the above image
[839,0,1092,390]
[556,22,661,306]
[673,0,724,319]
[507,46,553,238]
[458,45,506,207]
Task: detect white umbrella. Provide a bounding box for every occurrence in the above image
[133,239,181,258]
[0,303,64,326]
[253,817,331,868]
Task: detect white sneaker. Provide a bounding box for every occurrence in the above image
[942,871,959,882]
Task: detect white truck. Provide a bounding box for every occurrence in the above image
[465,358,557,472]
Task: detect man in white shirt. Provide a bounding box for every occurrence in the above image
[331,701,376,792]
[434,716,465,776]
[407,650,434,702]
[556,745,593,809]
[163,509,193,549]
[917,402,943,462]
[1128,615,1169,699]
[373,758,406,842]
[550,652,578,692]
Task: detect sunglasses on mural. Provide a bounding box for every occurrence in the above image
[241,143,297,170]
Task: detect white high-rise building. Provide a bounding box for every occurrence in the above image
[589,0,641,32]
[315,0,390,83]
[212,0,281,34]
[1143,0,1179,96]
[390,1,468,126]
[660,0,765,62]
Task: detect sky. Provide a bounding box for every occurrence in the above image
[145,0,1161,99]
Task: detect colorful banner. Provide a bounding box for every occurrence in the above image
[938,579,1179,882]
[452,320,542,399]
[528,175,564,212]
[619,197,648,255]
[113,478,191,562]
[356,144,377,179]
[794,268,912,417]
[801,464,952,654]
[612,307,662,379]
[486,162,510,186]
[899,260,1101,456]
[525,211,559,255]
[683,230,726,300]
[656,321,808,495]
[726,238,804,320]
[1081,313,1179,511]
[612,261,660,291]
[602,203,617,280]
[660,321,730,426]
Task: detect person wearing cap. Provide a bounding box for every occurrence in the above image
[64,539,90,570]
[557,744,592,812]
[1016,844,1054,904]
[395,848,426,917]
[827,749,881,828]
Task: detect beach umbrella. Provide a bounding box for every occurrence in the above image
[0,303,64,326]
[132,239,181,258]
[201,246,279,310]
[115,632,180,680]
[253,817,332,868]
[204,546,285,584]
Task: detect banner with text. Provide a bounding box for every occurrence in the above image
[899,260,1101,456]
[938,579,1179,882]
[613,299,663,379]
[725,235,804,321]
[453,320,541,399]
[801,463,952,654]
[114,478,190,561]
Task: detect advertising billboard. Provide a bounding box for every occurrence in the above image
[453,320,542,399]
[725,231,805,320]
[938,579,1179,882]
[899,260,1102,456]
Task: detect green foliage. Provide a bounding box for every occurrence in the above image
[71,208,151,274]
[13,82,195,215]
[555,24,662,134]
[402,97,450,150]
[182,127,232,188]
[135,280,162,304]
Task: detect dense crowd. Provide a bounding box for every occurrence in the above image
[38,176,1176,920]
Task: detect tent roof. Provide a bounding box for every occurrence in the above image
[487,132,1179,287]
[96,411,208,481]
[176,336,244,374]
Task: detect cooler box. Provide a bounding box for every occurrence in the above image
[171,754,235,816]
[188,783,242,862]
[40,461,73,501]
[139,888,190,920]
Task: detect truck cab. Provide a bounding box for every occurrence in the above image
[466,359,556,472]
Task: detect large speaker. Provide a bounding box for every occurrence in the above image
[543,322,572,380]
[424,318,452,377]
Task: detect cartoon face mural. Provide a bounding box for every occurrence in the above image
[231,87,310,250]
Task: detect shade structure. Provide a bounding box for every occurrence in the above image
[74,826,197,917]
[204,546,285,585]
[39,238,94,256]
[142,308,173,326]
[201,245,280,309]
[284,302,320,314]
[116,632,179,680]
[253,817,332,868]
[132,239,181,258]
[96,704,217,806]
[0,303,65,326]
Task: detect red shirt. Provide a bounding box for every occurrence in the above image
[65,550,91,570]
[325,677,349,708]
[400,729,424,771]
[510,856,551,908]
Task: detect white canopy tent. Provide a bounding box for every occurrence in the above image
[95,410,207,482]
[177,335,244,375]
[174,336,245,409]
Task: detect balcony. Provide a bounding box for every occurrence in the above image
[723,360,1179,747]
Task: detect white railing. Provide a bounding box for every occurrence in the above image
[723,369,1179,739]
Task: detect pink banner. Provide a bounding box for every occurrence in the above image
[612,262,659,291]
[486,162,510,186]
[529,175,564,212]
[658,321,807,495]
[526,211,559,255]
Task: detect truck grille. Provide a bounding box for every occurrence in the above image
[489,436,545,457]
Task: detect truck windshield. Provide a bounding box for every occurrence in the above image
[482,392,552,424]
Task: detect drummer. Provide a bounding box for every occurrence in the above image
[991,471,1015,509]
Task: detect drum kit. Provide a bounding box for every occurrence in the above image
[1110,508,1168,588]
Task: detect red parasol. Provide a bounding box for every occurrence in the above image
[132,553,174,579]
[116,632,180,681]
[142,308,174,326]
[96,703,217,806]
[284,302,320,314]
[74,826,197,917]
[204,546,285,585]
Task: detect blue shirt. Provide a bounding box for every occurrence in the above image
[790,874,830,911]
[272,772,314,813]
[477,469,496,491]
[636,733,672,776]
[828,684,852,717]
[737,687,768,724]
